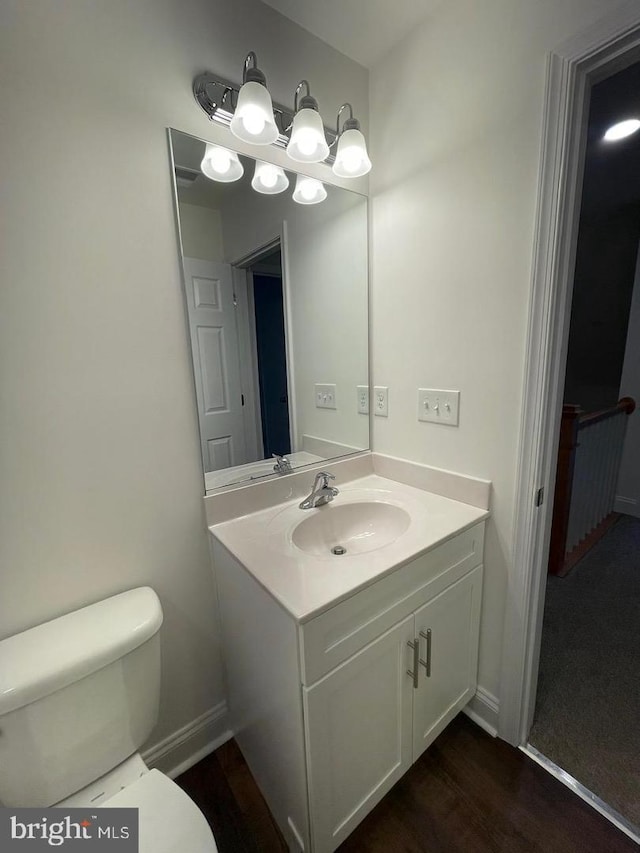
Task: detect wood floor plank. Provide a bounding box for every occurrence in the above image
[177,714,637,853]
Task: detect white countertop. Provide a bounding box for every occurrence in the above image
[208,473,489,623]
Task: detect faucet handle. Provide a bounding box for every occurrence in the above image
[315,471,335,486]
[272,453,292,474]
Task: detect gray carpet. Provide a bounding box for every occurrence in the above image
[529,515,640,828]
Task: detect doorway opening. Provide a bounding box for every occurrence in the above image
[242,246,292,460]
[501,10,640,841]
[527,58,640,834]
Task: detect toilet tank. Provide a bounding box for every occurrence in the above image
[0,587,163,807]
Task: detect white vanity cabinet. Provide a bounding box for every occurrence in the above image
[212,520,485,853]
[303,565,483,851]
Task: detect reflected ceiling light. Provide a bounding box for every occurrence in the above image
[332,103,372,178]
[286,81,330,164]
[603,118,640,141]
[200,143,244,182]
[251,161,289,194]
[229,53,279,145]
[292,175,327,205]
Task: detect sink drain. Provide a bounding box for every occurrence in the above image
[331,545,347,556]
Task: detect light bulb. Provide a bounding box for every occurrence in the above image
[292,175,326,204]
[296,129,319,157]
[300,179,317,201]
[207,148,231,174]
[286,107,330,163]
[259,165,278,188]
[200,144,244,183]
[251,162,289,195]
[332,127,371,178]
[241,106,267,137]
[338,146,364,174]
[230,80,279,145]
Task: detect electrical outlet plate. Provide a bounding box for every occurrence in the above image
[356,385,369,414]
[315,383,337,409]
[374,386,389,417]
[417,388,460,426]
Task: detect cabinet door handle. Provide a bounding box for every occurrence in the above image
[419,629,432,677]
[406,638,419,688]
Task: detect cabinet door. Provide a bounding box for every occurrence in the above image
[304,616,415,853]
[412,565,482,760]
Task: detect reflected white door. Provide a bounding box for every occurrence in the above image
[183,257,247,471]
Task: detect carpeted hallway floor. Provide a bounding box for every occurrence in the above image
[529,514,640,829]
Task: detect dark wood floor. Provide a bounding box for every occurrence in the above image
[177,714,638,852]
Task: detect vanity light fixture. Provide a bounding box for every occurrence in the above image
[251,161,289,194]
[286,81,330,164]
[332,103,372,178]
[292,175,327,205]
[193,54,373,176]
[603,118,640,141]
[200,143,244,182]
[229,53,279,145]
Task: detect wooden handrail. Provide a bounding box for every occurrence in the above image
[578,396,636,428]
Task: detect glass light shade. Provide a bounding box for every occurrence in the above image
[200,144,244,182]
[292,175,327,205]
[286,109,330,163]
[251,161,289,195]
[332,128,372,178]
[603,118,640,141]
[230,81,279,145]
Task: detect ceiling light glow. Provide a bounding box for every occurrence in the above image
[604,119,640,142]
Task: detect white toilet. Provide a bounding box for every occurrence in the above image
[0,587,218,852]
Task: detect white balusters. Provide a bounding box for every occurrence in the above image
[565,408,629,555]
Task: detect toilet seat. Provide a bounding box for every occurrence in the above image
[102,769,218,852]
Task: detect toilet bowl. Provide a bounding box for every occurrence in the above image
[0,587,218,853]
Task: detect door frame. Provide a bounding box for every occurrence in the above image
[499,1,640,746]
[231,226,298,456]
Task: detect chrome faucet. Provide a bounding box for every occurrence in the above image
[299,471,339,510]
[272,453,292,475]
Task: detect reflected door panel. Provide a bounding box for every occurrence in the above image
[183,257,247,471]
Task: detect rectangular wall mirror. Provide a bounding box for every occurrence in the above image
[168,129,370,493]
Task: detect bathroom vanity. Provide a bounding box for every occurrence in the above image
[208,469,488,852]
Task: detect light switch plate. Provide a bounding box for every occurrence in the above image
[417,388,460,425]
[356,385,369,415]
[315,383,337,409]
[374,386,389,417]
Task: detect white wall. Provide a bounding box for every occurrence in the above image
[616,240,640,518]
[178,203,225,263]
[0,0,367,755]
[369,0,619,704]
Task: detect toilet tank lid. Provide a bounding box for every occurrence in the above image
[0,587,163,716]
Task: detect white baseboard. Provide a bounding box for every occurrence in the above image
[614,495,639,518]
[142,701,232,779]
[463,685,500,737]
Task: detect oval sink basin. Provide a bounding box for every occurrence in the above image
[292,501,411,556]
